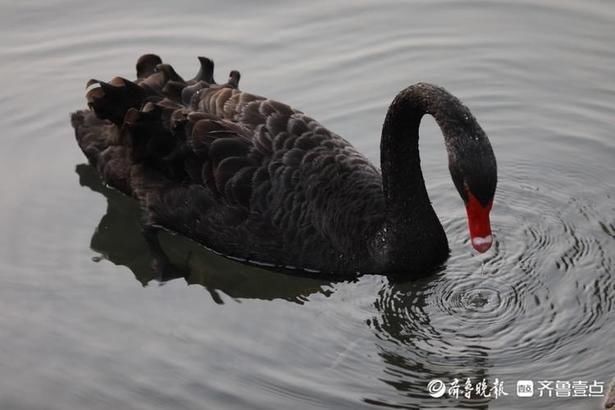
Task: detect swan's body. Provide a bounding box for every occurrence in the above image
[71,54,497,277]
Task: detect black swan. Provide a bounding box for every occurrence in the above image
[70,54,497,277]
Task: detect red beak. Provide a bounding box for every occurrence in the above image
[465,192,493,253]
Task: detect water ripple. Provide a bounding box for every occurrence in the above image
[369,169,615,403]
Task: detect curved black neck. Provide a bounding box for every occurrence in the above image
[378,83,479,272]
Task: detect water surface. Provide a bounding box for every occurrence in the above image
[1,1,614,409]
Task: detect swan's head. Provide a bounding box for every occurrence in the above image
[383,82,498,254]
[447,123,497,253]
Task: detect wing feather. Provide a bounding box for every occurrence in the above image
[72,54,386,273]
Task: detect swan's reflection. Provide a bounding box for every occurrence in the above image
[76,163,333,303]
[368,277,493,409]
[78,163,494,408]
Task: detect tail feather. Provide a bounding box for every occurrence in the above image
[70,53,243,216]
[71,110,120,166]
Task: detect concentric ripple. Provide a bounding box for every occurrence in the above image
[369,161,615,405]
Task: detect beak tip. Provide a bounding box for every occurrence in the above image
[471,235,493,253]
